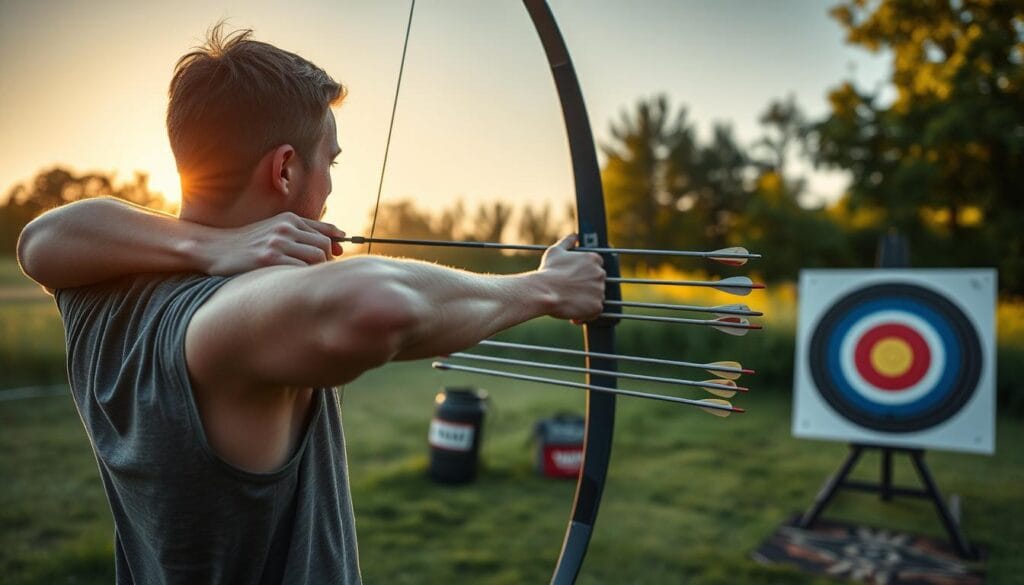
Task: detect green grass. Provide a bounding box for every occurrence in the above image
[0,300,67,389]
[0,257,66,388]
[1,255,1023,583]
[2,361,1023,584]
[0,254,32,287]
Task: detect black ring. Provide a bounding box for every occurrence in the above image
[808,283,981,432]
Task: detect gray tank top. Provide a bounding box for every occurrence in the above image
[56,273,361,584]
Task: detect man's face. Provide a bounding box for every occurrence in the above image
[293,110,341,220]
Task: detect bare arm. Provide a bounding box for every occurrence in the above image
[186,235,605,390]
[16,197,344,291]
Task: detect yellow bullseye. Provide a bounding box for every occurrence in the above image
[870,337,913,377]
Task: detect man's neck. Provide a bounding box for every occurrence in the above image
[179,191,279,228]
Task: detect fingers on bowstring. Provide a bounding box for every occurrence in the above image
[300,219,346,258]
[303,218,345,241]
[290,228,334,261]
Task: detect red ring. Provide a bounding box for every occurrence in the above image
[853,323,931,391]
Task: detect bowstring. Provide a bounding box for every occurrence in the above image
[339,0,415,410]
[367,0,416,255]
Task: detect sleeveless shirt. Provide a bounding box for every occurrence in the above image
[56,273,361,584]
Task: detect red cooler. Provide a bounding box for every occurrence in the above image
[534,413,585,479]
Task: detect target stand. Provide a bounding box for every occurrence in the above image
[792,239,994,560]
[797,444,978,559]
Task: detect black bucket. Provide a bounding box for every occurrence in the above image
[427,387,488,484]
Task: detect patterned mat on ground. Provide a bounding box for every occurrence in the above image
[751,514,985,584]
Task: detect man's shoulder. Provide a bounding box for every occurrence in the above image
[56,272,230,323]
[57,272,221,300]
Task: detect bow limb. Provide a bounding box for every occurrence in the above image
[523,2,622,583]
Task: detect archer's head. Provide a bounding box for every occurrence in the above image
[167,22,345,226]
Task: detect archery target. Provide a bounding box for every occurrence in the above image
[793,270,995,454]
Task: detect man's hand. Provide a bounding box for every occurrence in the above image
[200,212,346,276]
[538,234,606,323]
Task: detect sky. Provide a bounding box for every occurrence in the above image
[0,0,890,235]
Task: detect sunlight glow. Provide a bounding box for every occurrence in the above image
[139,154,182,206]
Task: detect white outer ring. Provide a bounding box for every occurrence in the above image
[838,310,946,406]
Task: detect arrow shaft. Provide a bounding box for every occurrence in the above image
[603,313,760,330]
[431,361,743,413]
[608,277,764,289]
[448,352,745,392]
[604,300,762,317]
[337,236,760,259]
[477,340,752,375]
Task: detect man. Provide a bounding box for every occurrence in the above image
[17,25,605,584]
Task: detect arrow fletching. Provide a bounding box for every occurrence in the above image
[711,316,756,336]
[708,247,751,267]
[705,361,745,380]
[699,398,739,417]
[712,276,757,297]
[704,379,745,397]
[702,379,738,398]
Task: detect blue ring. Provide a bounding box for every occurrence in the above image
[823,297,960,417]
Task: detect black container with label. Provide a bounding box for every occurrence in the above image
[427,387,488,484]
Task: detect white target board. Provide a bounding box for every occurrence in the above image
[793,269,996,454]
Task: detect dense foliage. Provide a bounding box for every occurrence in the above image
[814,0,1024,292]
[0,167,175,256]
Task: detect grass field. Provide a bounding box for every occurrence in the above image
[1,257,1023,584]
[3,363,1023,584]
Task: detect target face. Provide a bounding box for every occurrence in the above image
[808,283,982,432]
[794,270,995,454]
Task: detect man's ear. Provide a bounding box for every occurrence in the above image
[269,144,299,196]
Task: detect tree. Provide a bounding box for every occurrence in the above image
[811,0,1024,291]
[753,95,808,184]
[362,198,539,273]
[0,167,175,255]
[469,202,513,244]
[518,203,563,245]
[693,123,753,252]
[601,95,707,266]
[724,97,852,280]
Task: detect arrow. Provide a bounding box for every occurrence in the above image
[477,340,753,379]
[700,380,740,399]
[608,275,764,296]
[711,304,761,318]
[698,399,737,418]
[336,236,760,265]
[600,313,759,335]
[446,352,748,394]
[708,247,752,267]
[432,361,743,415]
[603,300,762,317]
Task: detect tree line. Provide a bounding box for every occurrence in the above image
[597,0,1023,291]
[1,1,1020,292]
[0,168,177,257]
